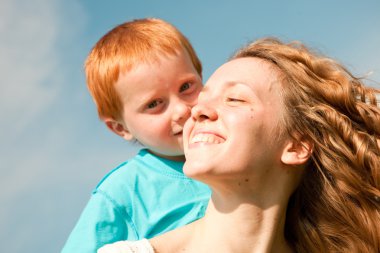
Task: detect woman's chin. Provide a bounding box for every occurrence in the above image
[183,161,212,180]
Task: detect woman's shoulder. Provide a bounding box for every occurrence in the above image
[98,239,154,253]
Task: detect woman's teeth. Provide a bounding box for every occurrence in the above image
[190,133,224,144]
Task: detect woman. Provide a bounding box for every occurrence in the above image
[99,38,380,253]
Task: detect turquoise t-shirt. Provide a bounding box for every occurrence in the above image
[62,149,211,253]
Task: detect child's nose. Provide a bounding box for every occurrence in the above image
[172,101,191,123]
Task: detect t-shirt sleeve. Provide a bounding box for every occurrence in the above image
[61,191,137,253]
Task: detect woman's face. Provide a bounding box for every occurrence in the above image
[183,57,287,184]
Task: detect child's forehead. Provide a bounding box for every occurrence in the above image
[120,48,195,77]
[118,49,181,73]
[115,49,197,98]
[142,48,185,64]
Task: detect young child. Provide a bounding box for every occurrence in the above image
[61,18,211,253]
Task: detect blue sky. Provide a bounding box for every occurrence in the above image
[0,0,379,252]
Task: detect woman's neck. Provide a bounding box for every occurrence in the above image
[187,191,292,253]
[152,174,297,253]
[152,190,293,253]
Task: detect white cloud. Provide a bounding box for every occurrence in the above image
[0,0,61,139]
[0,0,90,197]
[0,1,96,252]
[0,0,102,190]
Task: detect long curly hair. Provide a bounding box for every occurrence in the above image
[233,38,380,253]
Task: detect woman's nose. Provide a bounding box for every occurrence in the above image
[191,102,218,122]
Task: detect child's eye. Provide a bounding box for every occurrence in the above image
[147,99,163,109]
[179,82,191,93]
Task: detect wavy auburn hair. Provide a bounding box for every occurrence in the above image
[233,38,380,253]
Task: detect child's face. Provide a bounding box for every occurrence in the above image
[109,50,202,161]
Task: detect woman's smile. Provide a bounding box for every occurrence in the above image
[189,130,226,147]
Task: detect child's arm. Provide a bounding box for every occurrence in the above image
[61,191,137,253]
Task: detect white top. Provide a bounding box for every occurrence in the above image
[98,239,154,253]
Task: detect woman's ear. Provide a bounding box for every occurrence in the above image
[281,137,313,166]
[104,117,134,141]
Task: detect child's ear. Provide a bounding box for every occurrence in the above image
[281,137,313,166]
[104,118,134,141]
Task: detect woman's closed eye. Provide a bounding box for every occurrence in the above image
[226,97,246,103]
